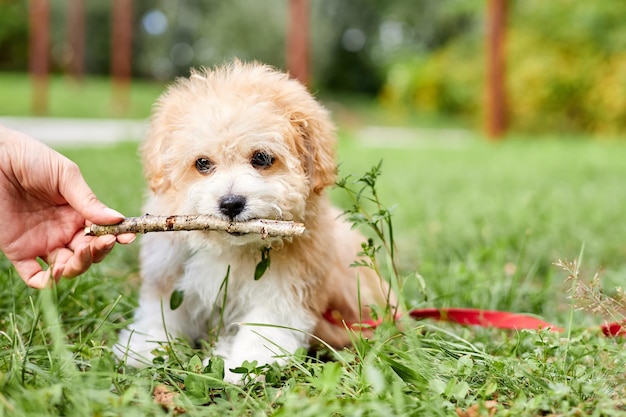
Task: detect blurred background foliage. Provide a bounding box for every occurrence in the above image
[382,1,626,134]
[1,0,625,135]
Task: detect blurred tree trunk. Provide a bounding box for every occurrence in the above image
[28,0,49,115]
[111,0,132,115]
[485,0,507,140]
[287,0,309,87]
[66,0,85,81]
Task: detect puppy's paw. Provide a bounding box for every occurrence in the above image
[114,328,165,368]
[201,355,244,384]
[223,367,246,385]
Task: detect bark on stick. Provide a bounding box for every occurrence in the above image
[85,215,305,239]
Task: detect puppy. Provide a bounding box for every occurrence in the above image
[116,61,393,382]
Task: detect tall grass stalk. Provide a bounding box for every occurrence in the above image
[336,161,415,318]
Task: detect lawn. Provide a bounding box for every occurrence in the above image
[1,132,625,416]
[0,72,164,119]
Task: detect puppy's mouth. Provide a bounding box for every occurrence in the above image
[219,215,260,237]
[224,217,259,236]
[221,216,282,239]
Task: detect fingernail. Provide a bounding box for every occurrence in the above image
[103,207,124,220]
[102,235,116,247]
[80,243,92,259]
[27,271,50,289]
[52,263,65,280]
[116,233,136,244]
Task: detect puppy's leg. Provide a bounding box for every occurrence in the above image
[313,220,396,348]
[115,289,191,367]
[213,304,316,383]
[115,232,191,366]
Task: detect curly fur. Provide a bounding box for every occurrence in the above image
[115,61,392,383]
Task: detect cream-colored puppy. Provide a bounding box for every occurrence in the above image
[116,61,392,382]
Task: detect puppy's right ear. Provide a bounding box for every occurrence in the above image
[291,112,337,195]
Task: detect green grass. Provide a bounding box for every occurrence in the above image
[335,136,626,318]
[1,133,625,415]
[0,72,165,119]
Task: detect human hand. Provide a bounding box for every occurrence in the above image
[0,125,135,288]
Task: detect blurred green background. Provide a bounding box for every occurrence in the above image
[2,1,626,135]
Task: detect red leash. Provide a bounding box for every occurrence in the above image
[323,307,626,337]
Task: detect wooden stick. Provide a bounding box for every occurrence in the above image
[85,215,306,239]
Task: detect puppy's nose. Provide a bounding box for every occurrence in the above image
[219,194,247,219]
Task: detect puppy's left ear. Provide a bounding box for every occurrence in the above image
[292,110,337,195]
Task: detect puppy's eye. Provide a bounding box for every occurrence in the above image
[251,151,275,169]
[195,157,214,174]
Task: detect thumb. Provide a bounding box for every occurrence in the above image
[58,163,125,225]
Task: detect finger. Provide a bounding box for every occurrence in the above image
[65,230,123,266]
[58,163,125,225]
[60,244,93,279]
[13,259,52,289]
[28,270,54,289]
[116,233,137,245]
[49,247,74,281]
[90,235,116,264]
